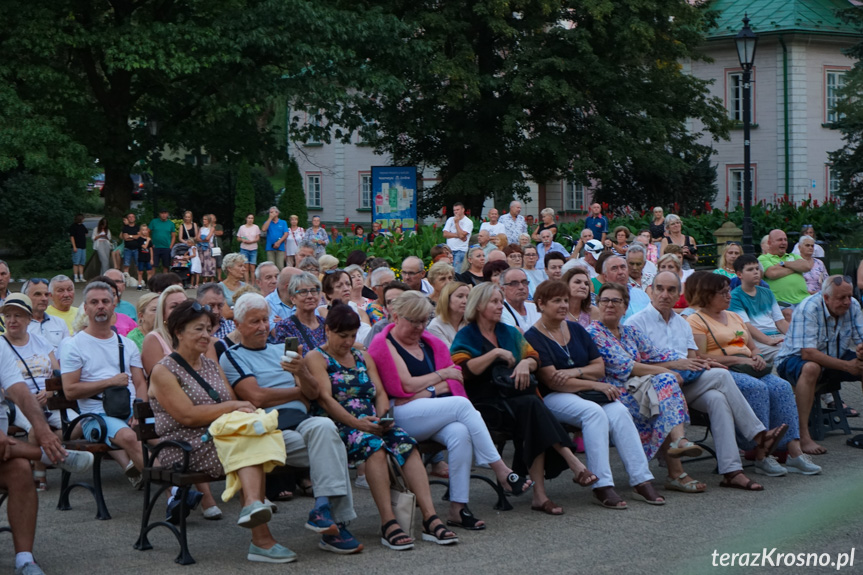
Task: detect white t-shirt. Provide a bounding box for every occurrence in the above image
[480,221,507,237]
[60,331,142,415]
[0,344,26,400]
[29,314,69,353]
[500,301,541,331]
[444,216,473,252]
[3,334,54,394]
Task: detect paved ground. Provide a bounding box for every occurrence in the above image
[4,283,862,575]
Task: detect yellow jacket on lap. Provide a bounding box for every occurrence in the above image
[208,409,286,501]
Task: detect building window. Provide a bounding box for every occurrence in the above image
[726,71,755,123]
[728,167,755,207]
[359,173,372,209]
[563,181,585,211]
[826,70,847,124]
[827,165,841,201]
[306,174,321,208]
[305,112,322,145]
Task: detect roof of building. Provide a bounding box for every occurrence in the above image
[707,0,861,39]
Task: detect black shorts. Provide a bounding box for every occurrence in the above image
[154,248,172,269]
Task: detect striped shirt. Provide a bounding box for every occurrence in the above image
[775,293,863,365]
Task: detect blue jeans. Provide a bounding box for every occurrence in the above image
[123,248,138,267]
[452,250,466,271]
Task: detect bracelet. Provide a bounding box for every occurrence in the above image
[577,368,584,378]
[435,371,443,382]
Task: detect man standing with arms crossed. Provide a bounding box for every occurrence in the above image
[442,202,473,272]
[262,207,289,270]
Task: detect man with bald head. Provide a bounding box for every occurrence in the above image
[480,207,506,237]
[487,250,506,263]
[498,201,527,244]
[255,261,279,296]
[758,229,812,306]
[477,229,494,256]
[602,255,650,320]
[105,268,137,321]
[266,266,302,325]
[400,256,431,294]
[23,279,68,352]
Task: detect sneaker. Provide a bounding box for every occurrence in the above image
[786,454,822,475]
[14,562,46,575]
[320,523,364,554]
[754,456,787,477]
[56,450,95,474]
[137,284,143,291]
[167,489,204,525]
[237,501,272,529]
[264,498,278,514]
[247,543,297,564]
[124,461,143,489]
[306,503,339,535]
[354,475,370,489]
[202,505,222,520]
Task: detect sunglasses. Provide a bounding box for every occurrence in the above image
[831,275,853,286]
[29,277,49,285]
[324,269,344,275]
[191,301,212,312]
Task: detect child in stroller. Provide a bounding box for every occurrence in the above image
[170,244,193,288]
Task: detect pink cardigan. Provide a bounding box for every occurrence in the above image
[368,323,466,399]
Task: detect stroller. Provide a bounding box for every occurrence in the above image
[170,244,193,288]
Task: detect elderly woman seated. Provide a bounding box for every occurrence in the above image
[451,283,598,516]
[307,302,459,550]
[369,291,533,530]
[271,272,327,353]
[586,283,708,494]
[149,301,297,563]
[524,281,662,508]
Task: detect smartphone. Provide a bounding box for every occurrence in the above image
[379,409,394,424]
[284,337,299,354]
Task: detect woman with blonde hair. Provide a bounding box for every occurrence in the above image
[531,208,557,242]
[427,282,470,347]
[318,255,340,276]
[127,292,160,351]
[660,214,698,270]
[494,233,509,251]
[427,261,455,309]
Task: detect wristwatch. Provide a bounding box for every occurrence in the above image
[779,260,785,267]
[426,386,436,398]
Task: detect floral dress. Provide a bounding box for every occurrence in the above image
[586,321,688,460]
[303,227,329,258]
[270,314,327,353]
[316,347,415,466]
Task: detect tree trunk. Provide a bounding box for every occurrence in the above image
[102,165,133,221]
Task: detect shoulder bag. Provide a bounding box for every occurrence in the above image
[491,361,538,398]
[694,313,771,379]
[388,453,416,537]
[103,335,132,420]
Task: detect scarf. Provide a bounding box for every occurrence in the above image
[450,322,538,370]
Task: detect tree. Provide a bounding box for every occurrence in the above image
[233,159,256,231]
[279,156,308,228]
[354,0,732,217]
[828,7,863,210]
[0,0,408,218]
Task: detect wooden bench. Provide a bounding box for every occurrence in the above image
[45,376,120,520]
[133,402,309,565]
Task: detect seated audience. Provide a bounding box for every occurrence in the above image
[521,245,546,297]
[660,214,698,270]
[544,252,566,282]
[46,274,78,334]
[715,242,742,279]
[606,226,630,256]
[729,255,787,363]
[562,267,600,327]
[499,268,540,332]
[626,244,653,290]
[482,260,509,284]
[791,225,825,258]
[457,247,486,287]
[503,244,523,269]
[427,262,455,309]
[426,282,470,347]
[255,261,280,297]
[600,256,650,320]
[266,267,302,326]
[271,273,326,353]
[23,278,68,353]
[796,236,828,294]
[536,230,568,271]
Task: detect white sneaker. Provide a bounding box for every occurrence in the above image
[354,475,370,489]
[754,455,787,477]
[203,505,223,520]
[786,454,822,475]
[57,450,95,474]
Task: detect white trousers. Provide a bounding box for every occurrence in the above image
[393,396,502,504]
[682,368,766,475]
[542,393,653,489]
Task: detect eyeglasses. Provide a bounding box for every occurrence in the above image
[507,254,523,260]
[502,280,529,288]
[400,270,422,277]
[191,301,212,312]
[401,317,426,329]
[524,252,537,257]
[597,297,625,306]
[294,288,322,297]
[715,289,731,297]
[28,278,49,285]
[831,275,853,286]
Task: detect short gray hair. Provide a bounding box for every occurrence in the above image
[344,264,364,279]
[665,214,682,226]
[196,282,223,301]
[540,207,555,218]
[298,256,320,271]
[234,292,269,323]
[288,272,321,297]
[49,274,73,293]
[401,255,423,270]
[269,206,280,214]
[509,200,522,209]
[370,267,395,287]
[464,282,503,324]
[82,281,113,301]
[255,261,278,280]
[626,244,647,259]
[427,261,454,283]
[298,240,316,250]
[601,255,625,275]
[222,252,247,270]
[499,267,527,286]
[387,290,432,321]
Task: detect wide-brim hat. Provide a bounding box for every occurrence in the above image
[1,293,33,315]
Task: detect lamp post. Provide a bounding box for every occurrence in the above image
[148,118,160,216]
[735,15,758,254]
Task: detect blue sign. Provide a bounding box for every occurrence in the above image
[370,166,418,231]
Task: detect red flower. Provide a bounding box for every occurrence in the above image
[465,209,471,216]
[442,206,447,215]
[432,223,437,230]
[705,201,712,212]
[344,217,350,225]
[601,202,609,212]
[673,202,680,213]
[640,210,645,217]
[814,199,819,207]
[691,209,697,216]
[556,214,560,221]
[350,224,356,232]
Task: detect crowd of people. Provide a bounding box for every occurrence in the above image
[0,202,860,574]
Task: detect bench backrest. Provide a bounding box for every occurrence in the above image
[45,376,78,413]
[134,401,160,442]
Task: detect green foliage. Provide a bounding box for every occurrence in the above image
[279,156,307,227]
[233,159,256,230]
[0,172,99,269]
[326,226,446,269]
[828,7,863,210]
[356,0,731,217]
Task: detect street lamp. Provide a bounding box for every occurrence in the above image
[148,118,160,216]
[735,15,757,254]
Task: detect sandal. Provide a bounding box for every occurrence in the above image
[847,434,863,449]
[719,470,763,491]
[573,468,599,487]
[593,486,627,510]
[531,499,564,515]
[446,506,486,530]
[756,424,788,458]
[667,438,703,458]
[421,515,458,545]
[380,519,414,551]
[664,472,706,493]
[631,481,666,505]
[502,472,533,497]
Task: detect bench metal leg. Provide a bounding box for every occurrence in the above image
[56,455,111,519]
[470,474,513,511]
[429,478,450,501]
[135,481,195,565]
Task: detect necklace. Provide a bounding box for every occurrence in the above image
[540,320,574,367]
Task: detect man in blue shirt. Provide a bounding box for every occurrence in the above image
[535,229,568,271]
[584,203,609,243]
[261,207,289,270]
[220,293,361,555]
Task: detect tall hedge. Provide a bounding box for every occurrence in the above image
[279,156,307,227]
[233,158,256,233]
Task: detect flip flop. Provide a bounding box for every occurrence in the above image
[758,423,788,458]
[846,434,863,449]
[531,499,564,515]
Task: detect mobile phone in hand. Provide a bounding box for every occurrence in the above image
[379,409,394,424]
[284,337,299,355]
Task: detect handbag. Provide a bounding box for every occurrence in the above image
[490,362,538,398]
[103,335,132,420]
[387,454,416,537]
[694,313,772,379]
[576,389,612,405]
[211,246,222,257]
